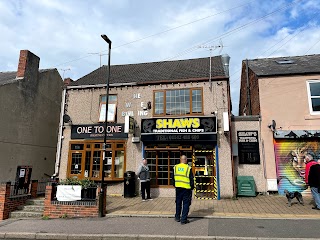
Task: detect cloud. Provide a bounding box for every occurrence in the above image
[1,0,320,115]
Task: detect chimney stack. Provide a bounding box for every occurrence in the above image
[16,50,40,79]
[63,77,74,86]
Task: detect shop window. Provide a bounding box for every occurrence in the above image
[68,141,126,181]
[153,88,203,116]
[99,95,117,122]
[307,80,320,115]
[145,149,192,187]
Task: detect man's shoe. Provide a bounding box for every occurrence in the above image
[175,218,180,222]
[180,220,190,225]
[312,206,320,210]
[142,199,146,202]
[147,198,153,201]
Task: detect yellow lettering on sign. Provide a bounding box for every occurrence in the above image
[156,119,163,128]
[192,118,200,128]
[156,118,200,129]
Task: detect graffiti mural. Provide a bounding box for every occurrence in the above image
[274,140,320,195]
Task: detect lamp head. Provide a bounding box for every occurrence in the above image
[101,34,112,45]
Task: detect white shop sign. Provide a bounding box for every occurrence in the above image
[56,185,82,201]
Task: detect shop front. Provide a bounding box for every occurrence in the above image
[141,116,219,199]
[274,130,320,196]
[66,123,128,182]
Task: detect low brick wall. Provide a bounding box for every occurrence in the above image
[43,183,106,218]
[0,181,40,220]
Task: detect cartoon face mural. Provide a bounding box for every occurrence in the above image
[274,140,320,195]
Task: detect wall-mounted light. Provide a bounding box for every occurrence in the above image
[63,114,72,124]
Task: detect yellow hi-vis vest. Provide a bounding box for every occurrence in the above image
[174,163,191,189]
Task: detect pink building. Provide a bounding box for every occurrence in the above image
[239,54,320,195]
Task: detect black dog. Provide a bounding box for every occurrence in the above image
[284,189,304,207]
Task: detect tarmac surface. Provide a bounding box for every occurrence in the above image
[0,217,320,239]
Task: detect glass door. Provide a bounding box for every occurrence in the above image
[69,143,85,179]
[193,149,217,199]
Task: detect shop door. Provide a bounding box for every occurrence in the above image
[69,143,85,179]
[193,149,217,199]
[274,140,319,196]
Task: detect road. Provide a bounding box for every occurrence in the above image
[0,217,319,239]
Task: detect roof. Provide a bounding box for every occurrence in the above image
[0,71,17,85]
[0,69,55,86]
[70,56,227,86]
[247,54,320,77]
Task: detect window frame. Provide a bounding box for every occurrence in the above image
[67,140,126,181]
[306,80,320,115]
[98,94,118,122]
[145,146,193,188]
[152,88,204,117]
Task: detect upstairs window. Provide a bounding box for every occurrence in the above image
[99,95,117,122]
[307,81,320,115]
[153,88,203,116]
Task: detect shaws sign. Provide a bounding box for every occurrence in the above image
[71,123,128,139]
[141,117,217,142]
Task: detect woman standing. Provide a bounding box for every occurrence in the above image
[137,158,153,201]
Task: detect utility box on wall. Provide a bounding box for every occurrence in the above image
[237,176,256,197]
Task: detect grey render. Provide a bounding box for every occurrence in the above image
[0,53,63,182]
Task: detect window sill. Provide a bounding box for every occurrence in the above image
[304,115,320,120]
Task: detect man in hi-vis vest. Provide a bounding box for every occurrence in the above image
[173,155,194,224]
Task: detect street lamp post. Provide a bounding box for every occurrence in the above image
[99,34,112,217]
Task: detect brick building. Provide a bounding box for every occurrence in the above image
[54,55,236,199]
[239,54,320,195]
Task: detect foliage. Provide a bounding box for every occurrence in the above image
[59,213,68,219]
[58,178,97,188]
[42,215,50,220]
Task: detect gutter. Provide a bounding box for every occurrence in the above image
[66,82,137,90]
[53,88,67,178]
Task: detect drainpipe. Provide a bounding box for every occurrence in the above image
[259,116,268,193]
[53,88,67,178]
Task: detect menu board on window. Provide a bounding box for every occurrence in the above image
[237,131,260,164]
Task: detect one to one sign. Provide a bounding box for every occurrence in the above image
[141,117,217,142]
[56,185,82,201]
[71,123,128,139]
[237,131,260,164]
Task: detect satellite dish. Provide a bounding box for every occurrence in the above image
[63,114,71,123]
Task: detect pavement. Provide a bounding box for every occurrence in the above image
[106,195,320,219]
[0,194,319,240]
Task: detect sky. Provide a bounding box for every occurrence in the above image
[1,0,320,115]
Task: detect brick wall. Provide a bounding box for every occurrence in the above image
[0,182,37,220]
[43,183,106,218]
[239,61,261,116]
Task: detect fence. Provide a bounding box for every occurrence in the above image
[9,183,30,197]
[8,180,48,198]
[37,181,47,195]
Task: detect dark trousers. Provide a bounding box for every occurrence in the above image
[141,181,151,200]
[175,188,192,222]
